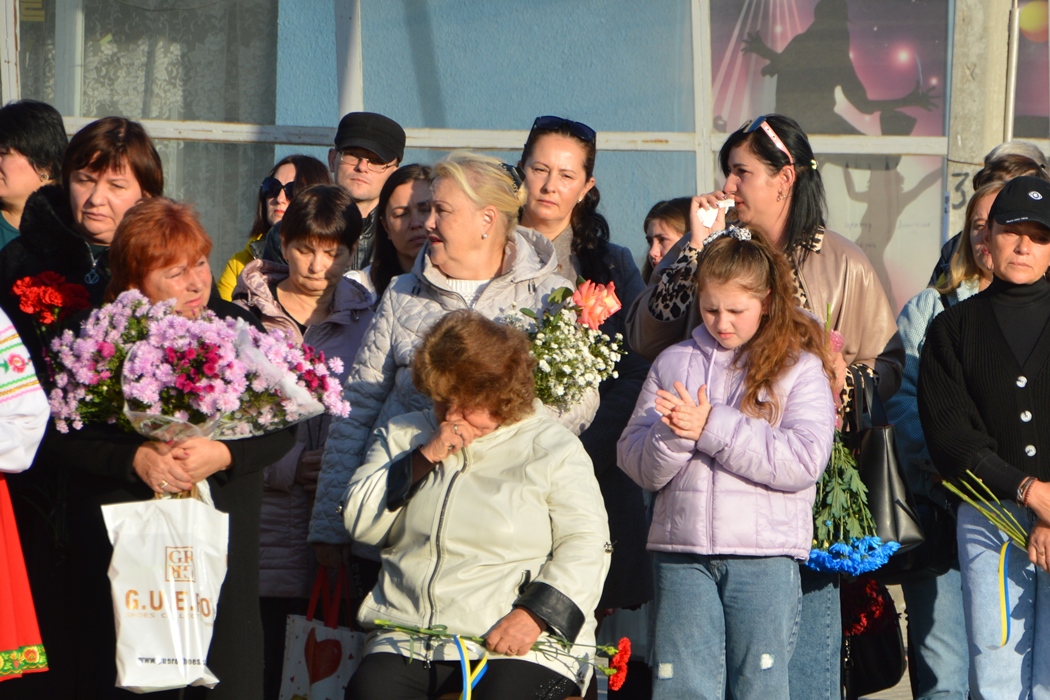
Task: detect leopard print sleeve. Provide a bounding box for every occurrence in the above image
[647,244,702,321]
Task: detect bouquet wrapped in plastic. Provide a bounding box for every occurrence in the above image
[48,290,350,441]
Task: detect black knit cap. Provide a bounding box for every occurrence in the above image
[990,175,1050,230]
[333,112,405,164]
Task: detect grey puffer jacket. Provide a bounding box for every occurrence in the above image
[310,227,589,545]
[233,260,374,596]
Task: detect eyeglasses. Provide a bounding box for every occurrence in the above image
[499,162,524,191]
[530,115,597,143]
[742,115,794,165]
[260,177,294,200]
[337,150,396,173]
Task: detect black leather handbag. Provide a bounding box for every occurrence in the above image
[846,368,925,556]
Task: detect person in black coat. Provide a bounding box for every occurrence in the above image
[0,118,167,700]
[919,176,1050,698]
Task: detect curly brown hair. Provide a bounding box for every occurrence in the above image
[696,235,833,423]
[412,310,537,425]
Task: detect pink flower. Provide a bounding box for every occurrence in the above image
[828,329,844,353]
[572,280,622,331]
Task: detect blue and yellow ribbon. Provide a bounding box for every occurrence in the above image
[997,540,1011,648]
[453,635,488,700]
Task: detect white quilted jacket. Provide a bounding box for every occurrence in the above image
[310,227,594,544]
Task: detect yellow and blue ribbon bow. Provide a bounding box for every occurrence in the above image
[997,541,1012,648]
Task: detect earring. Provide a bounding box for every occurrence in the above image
[577,197,583,203]
[776,192,784,202]
[482,233,489,239]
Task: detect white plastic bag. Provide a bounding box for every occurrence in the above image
[102,482,229,693]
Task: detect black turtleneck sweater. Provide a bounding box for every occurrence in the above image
[918,275,1050,498]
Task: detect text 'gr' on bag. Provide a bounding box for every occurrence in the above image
[279,566,364,700]
[102,482,229,694]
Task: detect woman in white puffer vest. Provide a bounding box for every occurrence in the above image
[309,151,596,572]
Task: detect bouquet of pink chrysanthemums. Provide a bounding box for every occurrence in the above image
[48,290,350,441]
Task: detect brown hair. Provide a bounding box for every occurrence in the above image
[972,154,1050,190]
[250,154,331,239]
[280,184,363,253]
[62,117,163,197]
[641,197,692,282]
[936,182,1004,295]
[413,310,536,425]
[106,198,212,301]
[695,235,833,422]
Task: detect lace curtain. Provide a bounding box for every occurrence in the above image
[18,0,279,273]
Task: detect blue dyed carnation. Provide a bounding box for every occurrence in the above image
[805,537,901,575]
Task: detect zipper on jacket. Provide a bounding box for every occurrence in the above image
[423,449,470,661]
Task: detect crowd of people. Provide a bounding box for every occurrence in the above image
[0,96,1048,700]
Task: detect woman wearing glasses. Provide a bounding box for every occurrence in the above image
[215,154,330,300]
[517,116,653,651]
[625,113,903,699]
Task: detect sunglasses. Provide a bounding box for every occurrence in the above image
[499,162,524,191]
[530,115,597,143]
[260,177,295,200]
[742,115,794,165]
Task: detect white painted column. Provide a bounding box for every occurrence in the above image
[334,0,363,115]
[54,0,84,117]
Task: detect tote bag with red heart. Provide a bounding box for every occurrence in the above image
[278,566,363,700]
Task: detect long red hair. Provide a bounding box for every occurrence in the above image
[695,235,833,422]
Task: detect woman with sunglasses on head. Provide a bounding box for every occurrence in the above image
[215,154,330,301]
[625,113,903,699]
[517,116,653,692]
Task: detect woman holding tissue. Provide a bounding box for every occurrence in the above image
[624,113,903,699]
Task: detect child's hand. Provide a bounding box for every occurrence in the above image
[655,381,712,442]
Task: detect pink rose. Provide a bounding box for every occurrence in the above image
[572,280,622,331]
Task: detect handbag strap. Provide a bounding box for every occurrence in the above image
[306,564,330,623]
[847,366,890,432]
[323,567,351,629]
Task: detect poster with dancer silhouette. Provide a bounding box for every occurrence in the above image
[711,0,949,310]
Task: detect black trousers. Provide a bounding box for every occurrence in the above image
[346,652,580,700]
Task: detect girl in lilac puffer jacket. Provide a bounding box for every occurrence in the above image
[618,230,836,700]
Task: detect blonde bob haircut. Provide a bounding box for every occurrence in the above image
[935,181,1004,295]
[433,151,528,240]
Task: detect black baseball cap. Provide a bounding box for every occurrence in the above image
[333,112,405,164]
[989,175,1050,230]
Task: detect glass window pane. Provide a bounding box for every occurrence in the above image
[710,0,948,137]
[362,0,694,132]
[1014,0,1049,138]
[20,0,278,123]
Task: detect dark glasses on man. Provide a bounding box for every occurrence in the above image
[742,115,794,165]
[530,115,597,143]
[260,177,294,200]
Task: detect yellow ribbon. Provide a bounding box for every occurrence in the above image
[998,540,1011,648]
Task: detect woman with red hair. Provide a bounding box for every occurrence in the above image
[26,198,296,700]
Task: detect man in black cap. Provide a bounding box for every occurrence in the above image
[328,112,406,270]
[257,112,405,271]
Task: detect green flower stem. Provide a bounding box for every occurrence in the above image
[943,471,1029,550]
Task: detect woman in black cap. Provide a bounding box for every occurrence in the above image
[919,175,1050,698]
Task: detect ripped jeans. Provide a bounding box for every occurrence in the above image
[650,552,801,700]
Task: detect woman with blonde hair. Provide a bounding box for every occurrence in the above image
[309,151,588,579]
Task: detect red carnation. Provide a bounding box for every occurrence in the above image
[608,637,631,691]
[12,273,90,326]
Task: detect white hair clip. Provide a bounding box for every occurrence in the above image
[701,225,752,247]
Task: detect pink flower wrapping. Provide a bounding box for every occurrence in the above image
[572,280,622,331]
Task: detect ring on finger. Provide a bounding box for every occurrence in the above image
[453,423,459,435]
[159,480,168,490]
[447,444,455,452]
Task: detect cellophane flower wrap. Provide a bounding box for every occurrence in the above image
[805,317,899,575]
[47,290,350,441]
[502,281,623,412]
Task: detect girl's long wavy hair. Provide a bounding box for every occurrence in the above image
[696,236,834,422]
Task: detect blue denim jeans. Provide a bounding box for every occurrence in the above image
[787,566,841,700]
[651,552,801,700]
[901,562,969,699]
[958,502,1050,700]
